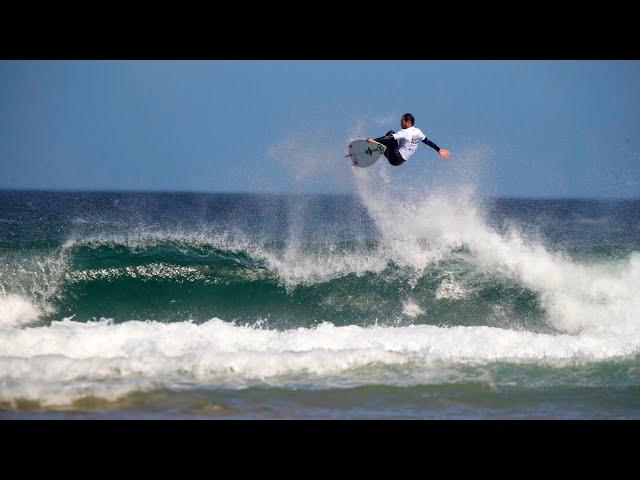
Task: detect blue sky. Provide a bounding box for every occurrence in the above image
[1,60,639,197]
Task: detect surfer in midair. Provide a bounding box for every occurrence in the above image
[367,113,450,166]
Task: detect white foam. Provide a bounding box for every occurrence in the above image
[436,276,469,300]
[0,250,68,325]
[0,294,42,327]
[402,299,424,318]
[0,318,638,406]
[351,156,640,335]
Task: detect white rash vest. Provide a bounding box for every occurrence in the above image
[392,126,426,160]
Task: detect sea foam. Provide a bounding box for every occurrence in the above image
[1,317,638,406]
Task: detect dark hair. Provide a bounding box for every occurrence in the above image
[402,113,415,125]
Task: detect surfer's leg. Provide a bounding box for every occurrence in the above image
[383,146,404,166]
[374,131,396,151]
[374,131,404,165]
[387,150,405,166]
[375,134,395,157]
[377,136,404,166]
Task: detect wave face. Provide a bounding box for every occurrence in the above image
[1,189,639,418]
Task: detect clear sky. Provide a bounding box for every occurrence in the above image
[1,60,639,198]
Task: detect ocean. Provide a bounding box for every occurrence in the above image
[1,180,639,418]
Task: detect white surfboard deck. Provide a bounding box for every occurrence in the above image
[346,139,387,168]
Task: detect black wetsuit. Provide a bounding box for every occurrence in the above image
[374,130,441,166]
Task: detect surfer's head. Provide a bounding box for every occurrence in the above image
[401,113,415,128]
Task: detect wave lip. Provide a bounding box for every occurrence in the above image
[352,167,640,336]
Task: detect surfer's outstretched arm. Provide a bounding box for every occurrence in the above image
[422,137,450,158]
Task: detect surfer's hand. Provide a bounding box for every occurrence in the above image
[439,148,450,158]
[366,137,373,143]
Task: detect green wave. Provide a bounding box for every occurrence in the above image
[34,240,550,331]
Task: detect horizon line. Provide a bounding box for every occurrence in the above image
[1,187,639,202]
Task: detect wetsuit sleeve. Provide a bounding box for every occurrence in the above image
[422,137,441,152]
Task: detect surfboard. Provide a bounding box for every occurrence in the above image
[346,139,387,168]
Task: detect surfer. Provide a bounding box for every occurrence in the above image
[367,113,450,166]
